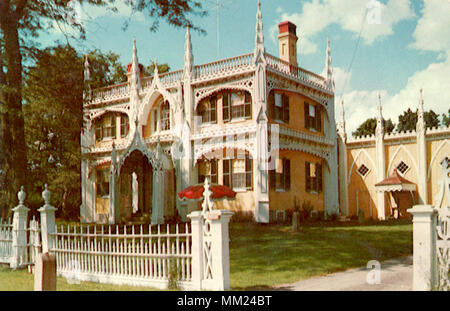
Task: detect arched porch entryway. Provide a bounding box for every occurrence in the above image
[118,149,153,222]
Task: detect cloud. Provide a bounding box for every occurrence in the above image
[338,56,450,136]
[272,0,415,54]
[410,0,450,55]
[318,0,450,137]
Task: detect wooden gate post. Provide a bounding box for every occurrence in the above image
[408,204,438,290]
[10,187,30,269]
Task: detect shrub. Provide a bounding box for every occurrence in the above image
[301,200,314,221]
[230,211,254,223]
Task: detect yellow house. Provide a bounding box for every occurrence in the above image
[80,2,338,224]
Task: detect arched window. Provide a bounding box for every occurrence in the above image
[95,112,116,142]
[120,114,129,138]
[197,95,217,124]
[160,100,170,131]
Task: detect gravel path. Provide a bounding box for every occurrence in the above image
[275,256,413,291]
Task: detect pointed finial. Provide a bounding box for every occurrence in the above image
[254,0,265,62]
[17,186,26,205]
[84,54,90,81]
[325,38,334,91]
[42,184,50,205]
[154,59,159,75]
[419,88,424,109]
[184,23,194,79]
[131,37,140,89]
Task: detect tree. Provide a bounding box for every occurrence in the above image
[145,60,170,76]
[396,108,440,132]
[352,118,395,138]
[0,0,206,218]
[23,45,128,219]
[442,109,450,127]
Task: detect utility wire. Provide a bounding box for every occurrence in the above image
[338,7,369,103]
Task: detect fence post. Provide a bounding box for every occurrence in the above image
[408,204,438,290]
[10,186,30,269]
[208,210,234,290]
[187,211,203,290]
[38,185,57,254]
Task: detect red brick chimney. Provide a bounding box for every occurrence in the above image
[278,21,298,66]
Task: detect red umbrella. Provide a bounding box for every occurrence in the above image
[178,183,236,201]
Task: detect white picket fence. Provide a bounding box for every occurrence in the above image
[51,223,193,289]
[0,218,13,264]
[0,179,233,291]
[0,186,42,269]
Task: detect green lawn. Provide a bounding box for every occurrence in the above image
[229,220,412,290]
[0,219,412,291]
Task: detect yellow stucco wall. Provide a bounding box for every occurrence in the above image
[268,90,325,137]
[269,150,325,213]
[427,139,449,205]
[346,136,449,218]
[347,146,377,218]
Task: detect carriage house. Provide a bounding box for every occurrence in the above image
[80,2,339,224]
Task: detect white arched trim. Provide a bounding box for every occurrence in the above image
[139,72,177,126]
[386,144,418,177]
[348,149,376,186]
[271,145,331,172]
[193,145,255,165]
[427,139,450,181]
[267,84,330,120]
[194,84,254,111]
[89,108,131,129]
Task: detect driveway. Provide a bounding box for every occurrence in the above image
[275,256,413,291]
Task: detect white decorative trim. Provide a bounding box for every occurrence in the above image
[267,77,330,113]
[193,134,256,164]
[88,105,131,125]
[139,70,178,126]
[194,78,254,110]
[427,139,450,181]
[375,184,416,192]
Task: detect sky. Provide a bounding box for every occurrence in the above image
[40,0,450,136]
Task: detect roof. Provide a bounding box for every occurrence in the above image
[375,169,416,192]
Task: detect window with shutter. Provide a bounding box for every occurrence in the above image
[222,92,230,122]
[316,163,322,192]
[284,159,291,190]
[120,114,129,138]
[305,161,311,192]
[304,102,309,129]
[282,94,289,123]
[315,106,321,131]
[245,157,253,189]
[268,91,275,119]
[223,159,232,188]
